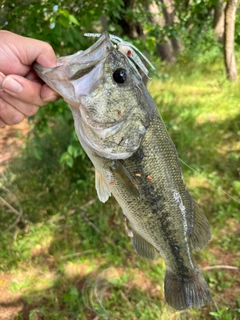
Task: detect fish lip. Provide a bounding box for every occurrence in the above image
[33,63,47,73]
[33,32,113,81]
[33,63,55,75]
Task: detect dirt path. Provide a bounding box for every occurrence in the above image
[0,121,30,319]
[0,120,30,173]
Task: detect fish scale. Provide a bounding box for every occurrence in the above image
[106,116,194,269]
[33,32,212,310]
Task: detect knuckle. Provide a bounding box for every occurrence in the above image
[25,88,43,106]
[39,99,47,107]
[42,42,55,55]
[0,95,24,125]
[0,119,6,127]
[0,97,7,113]
[11,113,24,125]
[23,82,44,106]
[25,87,36,100]
[24,105,39,116]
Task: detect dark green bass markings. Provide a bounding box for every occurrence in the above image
[34,33,212,310]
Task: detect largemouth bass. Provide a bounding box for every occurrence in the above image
[34,33,212,310]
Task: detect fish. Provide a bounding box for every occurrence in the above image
[33,32,212,310]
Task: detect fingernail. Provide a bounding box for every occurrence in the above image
[2,77,23,94]
[43,93,59,102]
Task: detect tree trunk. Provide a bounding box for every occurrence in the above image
[213,1,226,42]
[149,0,179,63]
[224,0,238,81]
[156,42,175,63]
[160,0,180,54]
[115,0,143,38]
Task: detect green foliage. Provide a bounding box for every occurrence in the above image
[233,6,240,50]
[0,57,240,319]
[209,301,240,320]
[59,131,87,168]
[180,28,223,65]
[63,285,83,316]
[0,2,240,318]
[0,0,164,167]
[2,0,239,168]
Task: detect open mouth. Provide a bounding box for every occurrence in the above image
[33,32,113,82]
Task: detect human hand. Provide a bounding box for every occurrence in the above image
[0,31,60,127]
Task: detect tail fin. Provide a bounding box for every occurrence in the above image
[164,269,212,310]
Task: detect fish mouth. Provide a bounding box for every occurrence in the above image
[33,32,113,99]
[33,60,98,81]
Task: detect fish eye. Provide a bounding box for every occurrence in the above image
[113,68,127,84]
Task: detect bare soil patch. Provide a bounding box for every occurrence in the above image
[0,120,30,173]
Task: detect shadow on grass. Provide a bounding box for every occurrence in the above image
[0,255,167,320]
[0,97,240,319]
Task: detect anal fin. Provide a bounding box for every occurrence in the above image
[131,228,158,260]
[190,201,212,251]
[95,170,111,203]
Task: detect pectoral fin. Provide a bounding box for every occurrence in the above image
[95,170,111,203]
[110,161,140,199]
[131,228,159,260]
[190,201,212,251]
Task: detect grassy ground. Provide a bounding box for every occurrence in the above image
[0,58,240,319]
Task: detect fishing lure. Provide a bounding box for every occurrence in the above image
[84,33,155,78]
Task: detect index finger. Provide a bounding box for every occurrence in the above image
[0,31,57,75]
[15,34,57,68]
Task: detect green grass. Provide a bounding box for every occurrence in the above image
[0,58,240,319]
